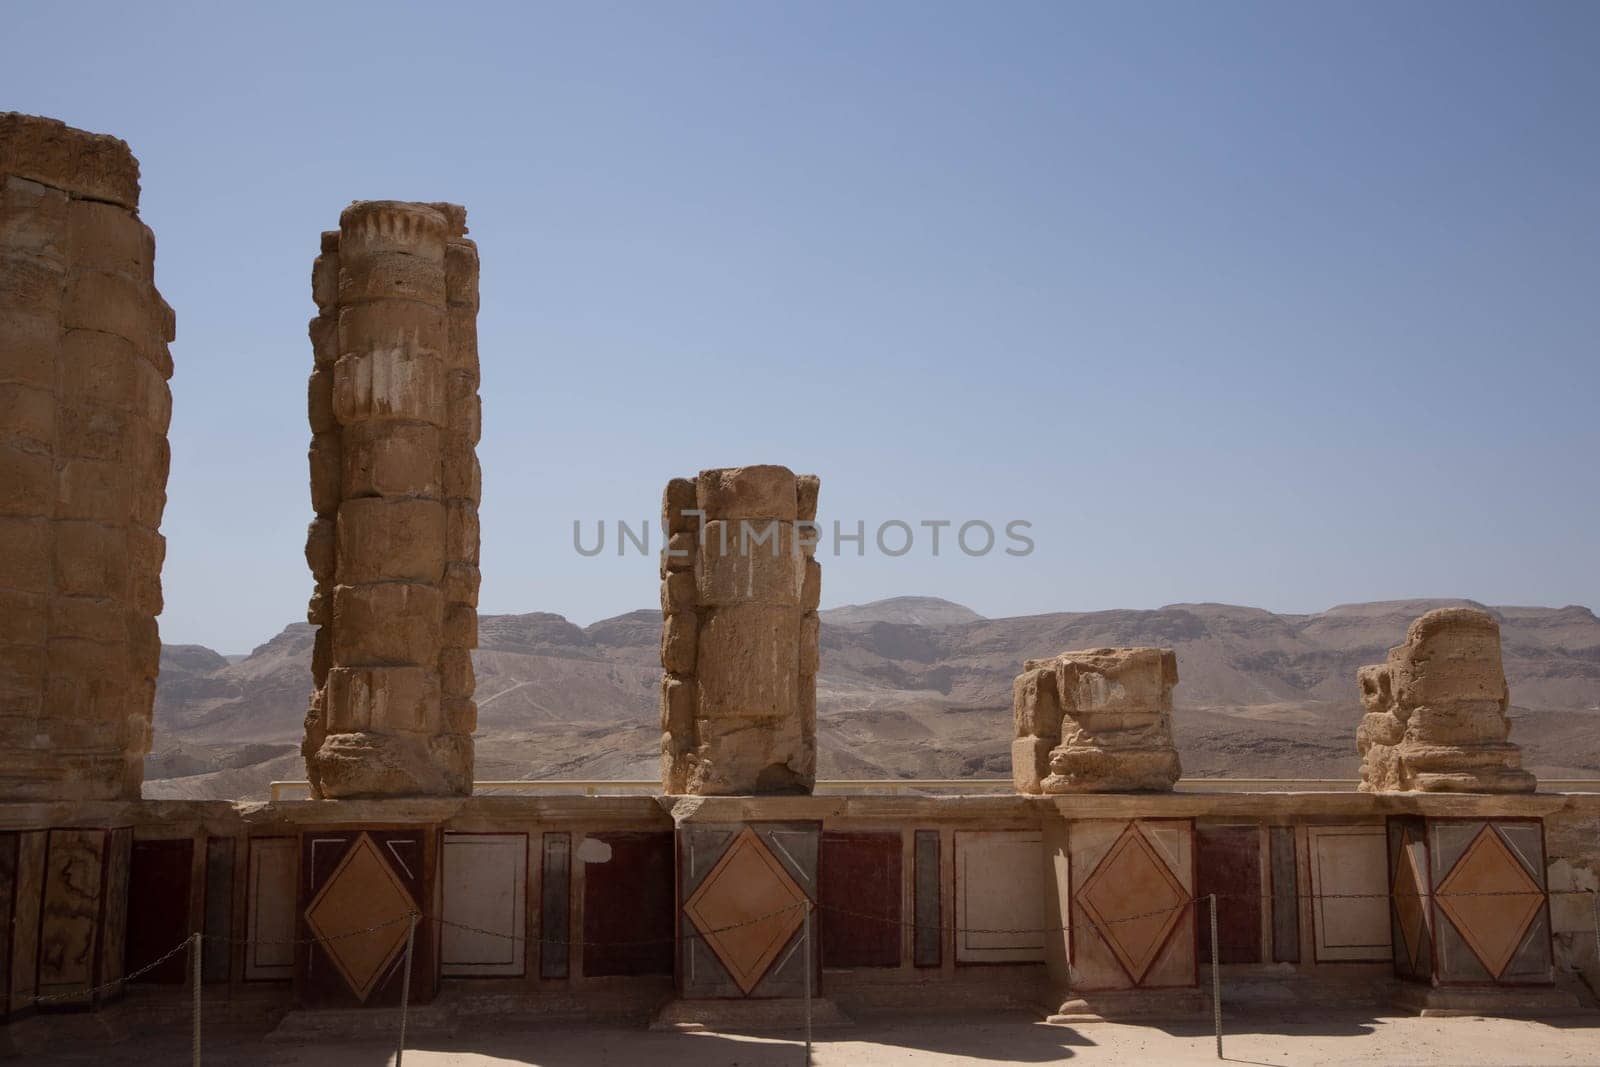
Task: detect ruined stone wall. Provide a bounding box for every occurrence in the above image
[660,466,819,795]
[0,114,173,800]
[303,201,480,797]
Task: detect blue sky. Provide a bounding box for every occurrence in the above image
[5,2,1596,651]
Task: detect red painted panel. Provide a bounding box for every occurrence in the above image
[820,831,902,968]
[582,832,674,977]
[1196,825,1261,965]
[127,838,193,984]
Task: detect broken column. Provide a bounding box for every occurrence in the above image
[660,465,820,795]
[1012,647,1181,793]
[303,200,480,797]
[1022,648,1196,1018]
[1357,606,1535,793]
[0,114,174,800]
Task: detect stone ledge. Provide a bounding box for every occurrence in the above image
[1,788,1598,834]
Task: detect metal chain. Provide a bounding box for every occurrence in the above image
[14,932,193,1007]
[430,899,811,948]
[817,885,1589,937]
[819,897,1190,934]
[206,911,415,947]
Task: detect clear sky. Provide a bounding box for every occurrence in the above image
[5,2,1596,652]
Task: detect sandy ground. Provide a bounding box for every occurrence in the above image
[18,1009,1600,1066]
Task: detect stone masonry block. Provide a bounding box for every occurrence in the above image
[65,199,151,277]
[341,419,441,499]
[335,497,446,584]
[694,519,802,607]
[694,603,801,722]
[696,465,797,522]
[331,582,443,666]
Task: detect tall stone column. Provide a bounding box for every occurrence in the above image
[0,114,174,800]
[660,465,820,795]
[303,200,479,797]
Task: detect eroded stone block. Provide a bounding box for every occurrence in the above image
[1012,647,1182,794]
[1357,607,1536,794]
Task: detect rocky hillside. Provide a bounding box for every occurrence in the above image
[145,598,1600,798]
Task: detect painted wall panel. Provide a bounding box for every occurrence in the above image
[914,830,941,968]
[441,832,527,977]
[8,831,46,1013]
[1307,825,1390,962]
[245,838,296,980]
[37,828,106,1004]
[1196,825,1261,964]
[954,830,1043,964]
[296,829,436,1009]
[1269,827,1299,964]
[97,828,132,997]
[1068,819,1196,990]
[202,838,234,984]
[0,833,16,1010]
[677,822,819,999]
[540,833,570,980]
[581,832,673,977]
[126,838,192,984]
[1427,819,1552,987]
[820,831,901,968]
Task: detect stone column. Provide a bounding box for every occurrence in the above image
[0,114,174,800]
[1356,606,1535,793]
[303,200,479,797]
[1012,647,1182,794]
[660,465,819,795]
[1020,647,1196,1020]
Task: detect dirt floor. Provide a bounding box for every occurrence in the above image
[16,1009,1600,1066]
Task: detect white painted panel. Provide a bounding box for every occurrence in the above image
[1307,825,1391,962]
[955,830,1044,963]
[246,837,297,979]
[441,832,528,977]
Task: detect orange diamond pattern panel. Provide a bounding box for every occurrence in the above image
[1435,825,1543,979]
[1393,829,1429,970]
[1077,824,1189,984]
[683,828,807,994]
[304,833,416,1001]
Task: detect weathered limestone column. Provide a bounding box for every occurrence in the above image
[660,465,819,795]
[1012,647,1181,793]
[302,200,479,797]
[1357,606,1535,793]
[0,114,173,800]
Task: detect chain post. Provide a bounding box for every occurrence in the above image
[396,911,417,1067]
[1591,891,1599,979]
[1209,894,1221,1060]
[191,930,202,1067]
[803,899,813,1067]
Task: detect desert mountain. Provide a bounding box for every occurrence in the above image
[820,597,986,628]
[145,598,1600,799]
